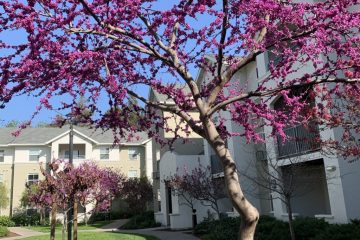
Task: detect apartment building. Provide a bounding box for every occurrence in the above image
[0,126,152,216]
[152,50,360,229]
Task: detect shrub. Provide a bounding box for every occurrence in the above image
[312,223,360,240]
[11,212,40,226]
[292,217,329,240]
[195,215,360,240]
[120,211,161,229]
[0,216,15,227]
[0,226,9,237]
[89,210,133,223]
[255,216,289,240]
[89,212,111,222]
[203,217,240,240]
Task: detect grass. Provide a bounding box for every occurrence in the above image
[26,220,113,233]
[22,232,159,240]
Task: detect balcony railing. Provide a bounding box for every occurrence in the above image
[58,155,86,160]
[211,154,223,175]
[277,123,320,159]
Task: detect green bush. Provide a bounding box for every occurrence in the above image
[195,215,360,240]
[90,210,133,223]
[110,210,134,220]
[312,223,360,240]
[292,217,329,240]
[11,212,40,226]
[0,226,9,237]
[255,216,289,240]
[0,216,15,227]
[120,211,161,229]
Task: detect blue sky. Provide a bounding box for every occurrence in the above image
[0,1,220,126]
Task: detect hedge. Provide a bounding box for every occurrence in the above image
[194,216,360,240]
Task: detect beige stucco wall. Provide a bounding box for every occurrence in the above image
[0,130,152,216]
[0,162,45,216]
[13,146,51,164]
[0,163,12,216]
[163,111,201,139]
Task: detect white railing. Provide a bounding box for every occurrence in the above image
[58,155,86,160]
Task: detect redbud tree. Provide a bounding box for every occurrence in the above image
[28,161,123,240]
[0,1,359,239]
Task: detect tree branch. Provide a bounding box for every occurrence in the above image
[207,77,360,116]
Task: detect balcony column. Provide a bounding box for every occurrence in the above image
[85,142,92,160]
[51,143,59,160]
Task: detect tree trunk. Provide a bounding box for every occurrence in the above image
[285,197,296,240]
[40,208,44,225]
[84,205,87,226]
[206,121,259,240]
[62,212,66,240]
[73,200,78,240]
[50,203,57,240]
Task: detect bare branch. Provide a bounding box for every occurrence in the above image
[126,89,205,137]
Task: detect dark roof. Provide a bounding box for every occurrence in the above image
[0,127,148,145]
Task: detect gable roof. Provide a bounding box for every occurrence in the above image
[0,127,149,146]
[149,84,192,103]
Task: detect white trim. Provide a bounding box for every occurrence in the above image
[7,144,48,146]
[45,129,99,145]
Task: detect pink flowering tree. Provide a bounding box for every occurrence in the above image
[27,161,123,240]
[167,164,224,217]
[0,1,359,239]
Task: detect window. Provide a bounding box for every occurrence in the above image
[128,170,138,178]
[100,148,110,160]
[128,148,139,160]
[27,174,39,186]
[0,150,4,162]
[0,174,3,183]
[29,150,40,161]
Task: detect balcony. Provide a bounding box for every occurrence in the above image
[58,154,86,160]
[58,143,86,160]
[211,154,223,175]
[277,123,320,159]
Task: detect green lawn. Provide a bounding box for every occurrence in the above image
[26,220,113,233]
[22,232,159,240]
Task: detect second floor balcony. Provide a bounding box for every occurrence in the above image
[277,123,320,159]
[58,143,86,160]
[58,154,86,160]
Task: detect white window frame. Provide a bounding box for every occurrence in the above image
[128,148,139,160]
[100,147,110,160]
[27,173,39,186]
[29,150,40,161]
[128,170,138,178]
[0,150,4,162]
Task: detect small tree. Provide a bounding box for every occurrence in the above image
[0,183,9,215]
[167,164,225,217]
[20,184,47,225]
[121,177,153,214]
[243,154,329,240]
[28,160,123,240]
